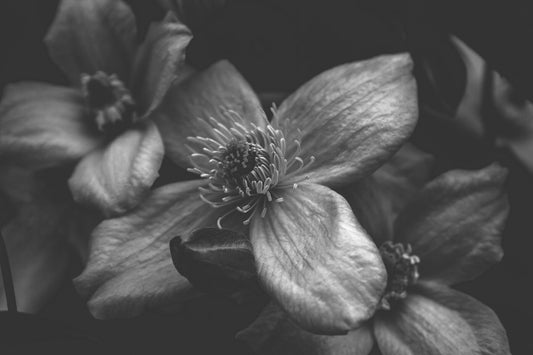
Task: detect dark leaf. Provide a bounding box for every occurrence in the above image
[170,228,262,303]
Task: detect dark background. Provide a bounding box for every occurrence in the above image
[1,0,533,353]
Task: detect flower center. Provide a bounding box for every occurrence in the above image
[378,241,420,310]
[187,111,314,228]
[81,71,137,135]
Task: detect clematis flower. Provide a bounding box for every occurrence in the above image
[0,0,192,217]
[74,53,417,333]
[238,163,511,354]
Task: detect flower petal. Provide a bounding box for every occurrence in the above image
[374,282,510,355]
[131,13,192,116]
[250,183,386,334]
[74,179,219,318]
[0,82,102,170]
[237,302,374,355]
[45,0,137,86]
[0,169,71,313]
[394,164,509,285]
[68,121,164,217]
[273,53,418,187]
[153,60,266,169]
[343,144,434,245]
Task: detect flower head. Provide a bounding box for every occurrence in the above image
[0,0,193,217]
[238,158,511,354]
[74,54,418,333]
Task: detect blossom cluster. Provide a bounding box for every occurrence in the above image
[0,1,513,354]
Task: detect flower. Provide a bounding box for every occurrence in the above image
[0,0,192,217]
[237,161,511,354]
[74,53,417,333]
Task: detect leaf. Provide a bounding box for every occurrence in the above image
[170,228,262,303]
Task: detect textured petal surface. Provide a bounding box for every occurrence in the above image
[74,179,219,318]
[69,122,164,217]
[344,144,433,245]
[374,282,510,355]
[153,60,266,169]
[131,13,192,115]
[0,82,102,170]
[250,183,386,334]
[45,0,137,86]
[394,164,509,285]
[273,54,418,187]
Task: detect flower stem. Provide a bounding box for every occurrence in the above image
[0,231,17,312]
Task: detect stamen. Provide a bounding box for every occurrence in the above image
[379,241,420,310]
[81,71,136,135]
[187,116,313,228]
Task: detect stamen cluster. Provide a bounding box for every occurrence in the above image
[187,111,314,228]
[81,71,136,134]
[379,241,420,310]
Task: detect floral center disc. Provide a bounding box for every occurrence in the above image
[81,71,136,135]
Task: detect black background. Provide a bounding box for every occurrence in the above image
[1,0,533,353]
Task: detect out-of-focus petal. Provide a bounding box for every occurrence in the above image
[237,302,374,355]
[343,144,433,245]
[45,0,137,86]
[74,179,219,318]
[250,183,386,334]
[68,122,164,217]
[273,54,418,187]
[0,170,71,313]
[0,82,102,170]
[153,60,266,169]
[131,13,192,116]
[394,164,508,285]
[374,282,510,355]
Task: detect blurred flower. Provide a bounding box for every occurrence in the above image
[0,166,99,313]
[0,0,192,217]
[238,162,511,355]
[74,54,417,333]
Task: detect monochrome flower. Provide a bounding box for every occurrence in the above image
[74,53,417,333]
[0,0,192,217]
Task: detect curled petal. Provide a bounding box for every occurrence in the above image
[45,0,137,86]
[237,302,374,355]
[374,282,510,355]
[273,53,418,187]
[153,60,266,169]
[250,183,386,334]
[131,13,192,115]
[344,144,433,245]
[68,122,164,217]
[0,82,102,170]
[74,179,218,318]
[394,164,509,285]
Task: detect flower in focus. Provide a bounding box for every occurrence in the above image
[238,161,511,354]
[73,53,417,333]
[0,0,192,217]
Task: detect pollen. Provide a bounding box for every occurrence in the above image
[187,110,314,228]
[81,71,137,135]
[378,241,420,310]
